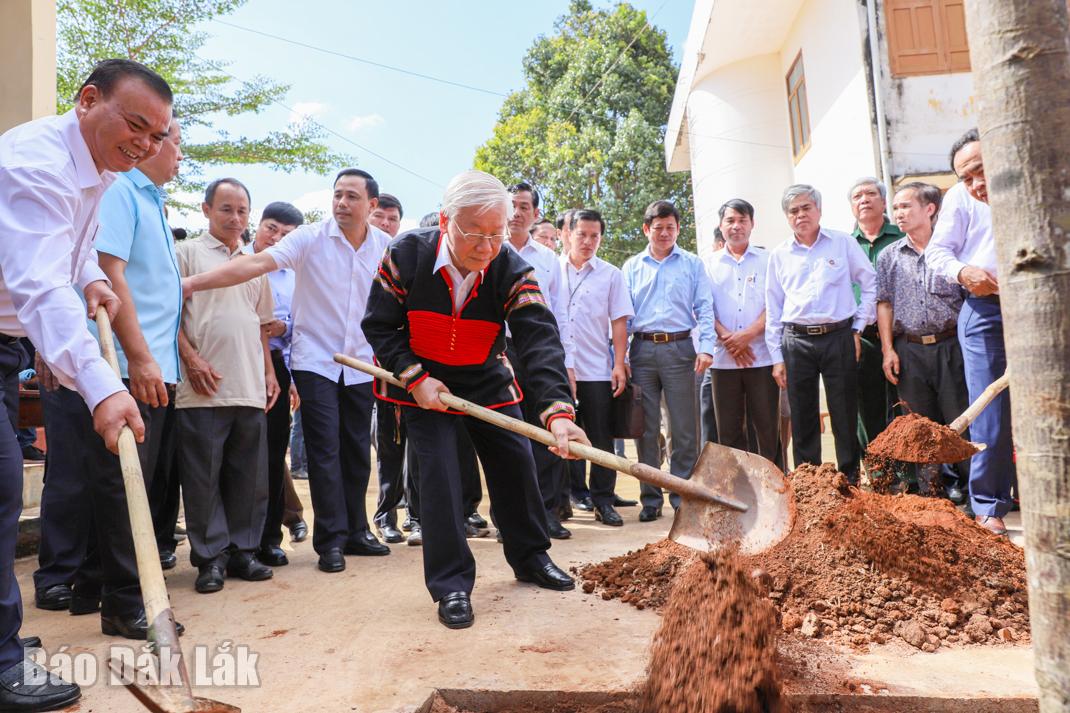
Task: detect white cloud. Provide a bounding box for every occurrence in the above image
[347,113,385,132]
[292,188,333,217]
[289,101,327,125]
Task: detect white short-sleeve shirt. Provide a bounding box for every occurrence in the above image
[561,255,634,381]
[266,218,391,385]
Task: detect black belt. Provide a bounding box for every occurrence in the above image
[967,294,1000,304]
[784,318,852,337]
[634,330,691,344]
[0,334,18,345]
[905,328,957,345]
[270,348,284,358]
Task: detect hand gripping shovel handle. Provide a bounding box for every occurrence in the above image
[949,373,1010,434]
[95,308,195,703]
[334,355,747,512]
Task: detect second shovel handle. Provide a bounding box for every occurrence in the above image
[949,373,1010,434]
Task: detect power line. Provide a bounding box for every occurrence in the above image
[213,19,509,98]
[204,60,445,188]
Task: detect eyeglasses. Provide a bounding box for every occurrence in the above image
[450,221,508,247]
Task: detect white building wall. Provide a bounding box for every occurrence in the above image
[883,74,976,178]
[778,0,881,234]
[685,54,795,255]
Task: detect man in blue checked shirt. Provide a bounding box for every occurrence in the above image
[622,200,715,523]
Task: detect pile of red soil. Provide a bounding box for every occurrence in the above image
[574,539,695,611]
[867,413,978,464]
[424,699,631,713]
[639,550,783,713]
[580,463,1029,652]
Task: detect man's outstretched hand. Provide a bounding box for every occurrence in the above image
[548,418,590,460]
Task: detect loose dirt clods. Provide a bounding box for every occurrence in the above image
[579,463,1029,652]
[639,550,783,713]
[573,539,695,611]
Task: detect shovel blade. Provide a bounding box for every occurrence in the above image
[109,658,240,713]
[669,443,795,555]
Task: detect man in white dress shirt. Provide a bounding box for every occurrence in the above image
[0,58,171,711]
[502,182,576,539]
[925,129,1014,535]
[560,209,633,526]
[182,168,393,573]
[766,185,876,484]
[704,199,779,463]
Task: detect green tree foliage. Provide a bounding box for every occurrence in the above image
[474,0,693,264]
[56,0,348,197]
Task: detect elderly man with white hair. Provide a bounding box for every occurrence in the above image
[362,170,589,630]
[766,184,876,484]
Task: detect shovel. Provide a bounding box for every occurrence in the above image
[95,308,240,713]
[334,354,795,555]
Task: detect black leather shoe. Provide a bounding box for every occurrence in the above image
[19,637,42,650]
[195,565,225,593]
[594,503,624,527]
[0,659,80,711]
[289,519,309,543]
[343,529,390,556]
[546,514,571,540]
[401,516,416,532]
[226,554,274,581]
[376,523,405,544]
[34,585,71,611]
[437,591,474,629]
[68,587,100,616]
[572,495,595,511]
[257,545,289,567]
[406,524,423,546]
[464,522,489,539]
[159,550,177,570]
[515,561,575,591]
[102,610,185,640]
[639,505,663,522]
[318,548,345,573]
[613,494,639,507]
[466,512,488,530]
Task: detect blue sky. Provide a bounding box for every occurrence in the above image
[172,0,694,232]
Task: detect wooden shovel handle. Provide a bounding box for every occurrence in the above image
[95,308,193,698]
[949,373,1010,434]
[334,354,747,512]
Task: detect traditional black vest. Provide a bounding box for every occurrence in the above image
[362,228,574,425]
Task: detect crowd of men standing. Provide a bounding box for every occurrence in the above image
[0,57,1015,710]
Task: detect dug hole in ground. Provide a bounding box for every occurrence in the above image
[18,443,1037,712]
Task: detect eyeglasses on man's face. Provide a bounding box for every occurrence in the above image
[450,221,508,247]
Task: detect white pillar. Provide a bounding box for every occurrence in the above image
[685,54,795,254]
[0,0,57,133]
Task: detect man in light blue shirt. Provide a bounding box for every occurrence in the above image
[703,199,779,464]
[766,184,876,483]
[242,202,306,565]
[622,200,715,522]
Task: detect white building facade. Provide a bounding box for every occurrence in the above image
[667,0,977,254]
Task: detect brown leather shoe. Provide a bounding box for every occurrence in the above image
[975,515,1008,535]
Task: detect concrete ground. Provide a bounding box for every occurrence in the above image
[17,439,1036,712]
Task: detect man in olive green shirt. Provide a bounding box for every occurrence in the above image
[848,178,904,454]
